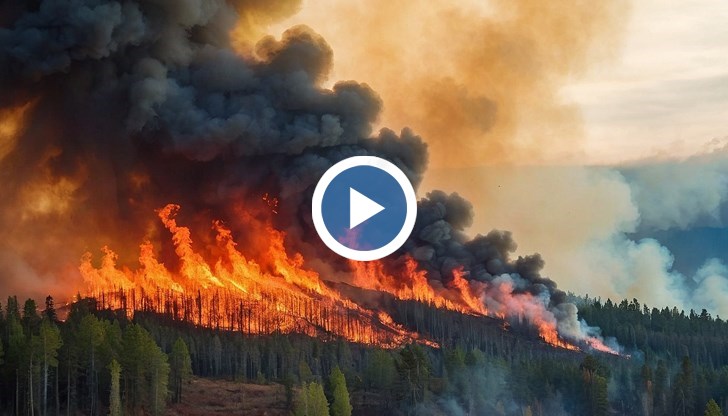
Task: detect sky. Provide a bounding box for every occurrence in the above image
[263,0,728,315]
[565,0,728,163]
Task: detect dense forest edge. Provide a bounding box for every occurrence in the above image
[0,295,727,416]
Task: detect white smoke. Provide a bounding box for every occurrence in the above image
[423,150,728,318]
[626,157,728,230]
[692,258,728,317]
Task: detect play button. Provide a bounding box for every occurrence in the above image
[312,156,417,261]
[349,188,385,229]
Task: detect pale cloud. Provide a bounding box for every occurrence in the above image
[564,0,728,163]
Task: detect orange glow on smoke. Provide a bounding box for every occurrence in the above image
[0,100,36,160]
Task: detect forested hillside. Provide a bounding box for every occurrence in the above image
[578,297,728,415]
[0,295,726,416]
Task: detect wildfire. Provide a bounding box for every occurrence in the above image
[80,203,617,354]
[351,258,488,315]
[81,204,436,348]
[350,255,618,353]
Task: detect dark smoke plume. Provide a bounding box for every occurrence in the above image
[0,0,613,349]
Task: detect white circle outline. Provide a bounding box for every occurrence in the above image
[312,156,417,261]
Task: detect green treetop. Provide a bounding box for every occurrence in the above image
[329,366,352,416]
[295,381,330,416]
[705,399,724,416]
[169,337,193,403]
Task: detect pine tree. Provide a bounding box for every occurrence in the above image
[673,356,695,416]
[150,349,169,416]
[365,350,396,391]
[20,298,41,416]
[38,319,62,416]
[29,333,39,416]
[309,382,330,416]
[0,336,3,410]
[169,337,193,403]
[464,348,484,367]
[654,360,668,416]
[108,360,122,416]
[580,355,609,416]
[295,382,330,416]
[641,364,654,416]
[44,296,57,323]
[294,383,309,416]
[6,296,20,321]
[78,314,104,415]
[0,300,5,337]
[395,345,430,406]
[444,347,466,378]
[121,323,169,415]
[329,366,352,416]
[22,298,40,334]
[705,399,723,416]
[589,375,609,416]
[299,360,314,384]
[7,310,25,416]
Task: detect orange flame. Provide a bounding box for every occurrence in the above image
[80,203,617,354]
[449,268,489,315]
[351,258,490,316]
[81,204,436,348]
[350,258,615,352]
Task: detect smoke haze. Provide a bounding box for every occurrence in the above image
[263,0,631,168]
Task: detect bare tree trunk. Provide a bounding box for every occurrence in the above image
[55,367,60,416]
[90,345,95,416]
[42,336,47,416]
[153,367,159,416]
[43,359,49,416]
[66,356,70,416]
[16,370,20,416]
[29,354,35,416]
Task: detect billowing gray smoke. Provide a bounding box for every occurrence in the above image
[411,190,564,304]
[0,0,612,349]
